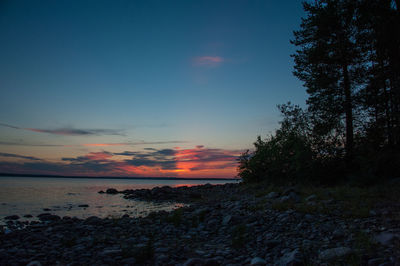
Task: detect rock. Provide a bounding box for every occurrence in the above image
[100,248,121,256]
[374,232,397,246]
[4,215,19,220]
[122,258,136,264]
[250,257,266,265]
[106,188,118,194]
[282,187,296,196]
[84,216,102,225]
[222,215,232,225]
[305,194,317,202]
[288,192,301,203]
[277,249,303,266]
[23,214,33,218]
[78,204,89,207]
[368,258,384,266]
[319,247,352,261]
[279,192,300,203]
[26,260,43,266]
[37,214,60,222]
[266,192,280,199]
[264,240,280,249]
[98,190,105,194]
[183,258,206,266]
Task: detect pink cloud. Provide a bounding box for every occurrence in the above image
[193,56,224,67]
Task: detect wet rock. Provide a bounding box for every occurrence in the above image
[319,247,352,261]
[37,214,60,222]
[106,188,118,194]
[23,214,33,218]
[4,215,19,220]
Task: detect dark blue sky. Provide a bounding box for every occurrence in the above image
[0,0,306,177]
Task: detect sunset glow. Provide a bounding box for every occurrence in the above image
[0,0,305,179]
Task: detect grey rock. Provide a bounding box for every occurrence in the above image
[282,187,296,196]
[277,249,303,266]
[183,258,206,266]
[222,215,232,225]
[374,232,397,246]
[319,247,352,261]
[100,248,122,256]
[305,194,317,202]
[368,258,384,266]
[279,192,300,203]
[26,261,42,266]
[250,257,266,265]
[266,192,280,199]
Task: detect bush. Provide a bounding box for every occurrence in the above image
[238,103,314,184]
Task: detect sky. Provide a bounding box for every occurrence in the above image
[0,0,307,178]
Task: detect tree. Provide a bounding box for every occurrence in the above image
[291,0,364,164]
[237,103,313,184]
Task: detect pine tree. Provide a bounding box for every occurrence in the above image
[291,0,364,164]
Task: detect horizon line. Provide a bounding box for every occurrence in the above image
[0,172,241,181]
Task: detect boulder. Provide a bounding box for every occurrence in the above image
[266,192,280,199]
[250,257,266,265]
[319,247,352,261]
[277,249,303,266]
[374,232,398,246]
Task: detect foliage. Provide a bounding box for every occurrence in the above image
[239,0,400,185]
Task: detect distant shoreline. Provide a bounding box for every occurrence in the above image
[0,172,240,181]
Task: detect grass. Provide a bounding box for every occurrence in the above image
[248,182,400,219]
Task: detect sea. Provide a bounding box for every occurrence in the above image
[0,176,239,225]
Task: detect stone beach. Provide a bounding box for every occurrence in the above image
[1,183,399,265]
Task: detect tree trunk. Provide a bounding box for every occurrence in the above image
[342,64,354,165]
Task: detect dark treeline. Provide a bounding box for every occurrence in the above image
[238,0,400,185]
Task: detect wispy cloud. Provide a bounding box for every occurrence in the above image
[25,128,124,136]
[0,152,42,161]
[0,146,243,178]
[193,56,224,67]
[0,141,64,147]
[0,122,124,136]
[83,141,187,147]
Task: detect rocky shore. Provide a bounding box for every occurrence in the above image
[1,182,399,265]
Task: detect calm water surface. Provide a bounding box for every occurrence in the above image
[0,176,238,224]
